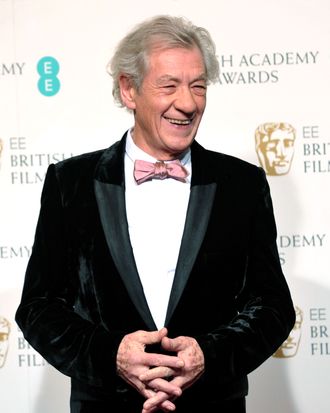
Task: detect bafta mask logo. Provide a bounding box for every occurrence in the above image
[255,122,296,176]
[0,316,11,368]
[273,305,303,358]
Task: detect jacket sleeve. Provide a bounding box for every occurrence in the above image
[15,164,125,388]
[196,167,296,385]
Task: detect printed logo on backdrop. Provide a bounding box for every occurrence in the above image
[309,307,330,356]
[0,62,25,76]
[253,123,328,266]
[0,316,11,368]
[0,317,47,368]
[302,125,330,173]
[255,123,330,175]
[0,137,73,184]
[274,306,330,358]
[219,51,319,85]
[273,305,303,358]
[278,233,326,267]
[37,56,61,96]
[0,58,59,94]
[17,326,48,367]
[0,58,70,184]
[255,122,296,176]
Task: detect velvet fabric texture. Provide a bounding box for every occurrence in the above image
[16,132,295,412]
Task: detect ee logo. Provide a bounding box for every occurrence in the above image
[37,56,61,96]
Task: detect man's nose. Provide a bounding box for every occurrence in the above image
[174,87,198,114]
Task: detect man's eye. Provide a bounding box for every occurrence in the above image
[193,85,207,94]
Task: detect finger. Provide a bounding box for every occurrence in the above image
[147,378,182,397]
[142,392,176,413]
[142,401,175,413]
[143,387,157,399]
[143,353,184,369]
[140,366,176,382]
[161,336,182,352]
[158,327,168,340]
[142,404,175,413]
[143,390,176,412]
[160,398,177,412]
[139,328,168,345]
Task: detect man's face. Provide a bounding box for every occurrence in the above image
[125,46,207,160]
[259,129,295,175]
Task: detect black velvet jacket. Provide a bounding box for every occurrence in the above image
[16,133,295,412]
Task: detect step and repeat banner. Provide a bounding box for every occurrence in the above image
[1,1,329,412]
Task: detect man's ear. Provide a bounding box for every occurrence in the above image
[119,75,136,110]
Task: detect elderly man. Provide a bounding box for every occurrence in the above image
[16,15,295,413]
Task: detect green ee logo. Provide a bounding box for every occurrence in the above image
[37,56,61,96]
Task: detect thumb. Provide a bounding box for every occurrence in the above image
[161,335,180,352]
[143,327,168,345]
[158,327,168,340]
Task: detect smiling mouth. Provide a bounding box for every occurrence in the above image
[164,116,192,125]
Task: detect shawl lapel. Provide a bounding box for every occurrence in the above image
[94,133,157,330]
[165,141,217,325]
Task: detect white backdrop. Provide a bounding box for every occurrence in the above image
[1,1,329,412]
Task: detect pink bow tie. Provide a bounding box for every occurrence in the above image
[134,159,189,184]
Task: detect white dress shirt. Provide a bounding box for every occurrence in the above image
[124,130,191,329]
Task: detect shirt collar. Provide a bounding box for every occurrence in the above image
[125,128,191,170]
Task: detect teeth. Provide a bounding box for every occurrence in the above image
[165,117,191,125]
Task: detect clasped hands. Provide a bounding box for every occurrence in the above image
[116,327,205,413]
